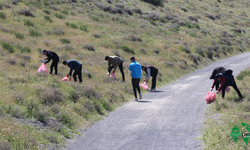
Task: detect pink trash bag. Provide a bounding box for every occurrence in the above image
[37,63,48,73]
[205,91,216,104]
[219,86,230,93]
[109,73,116,80]
[62,76,69,81]
[140,82,149,90]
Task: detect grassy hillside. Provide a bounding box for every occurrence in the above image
[0,0,250,149]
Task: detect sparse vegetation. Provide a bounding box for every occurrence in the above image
[0,0,249,149]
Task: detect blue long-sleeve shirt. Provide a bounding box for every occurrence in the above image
[67,60,82,76]
[129,61,142,78]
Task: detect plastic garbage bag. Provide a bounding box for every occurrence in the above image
[37,63,48,73]
[109,73,116,80]
[205,91,216,104]
[62,76,69,81]
[218,86,230,93]
[140,82,149,90]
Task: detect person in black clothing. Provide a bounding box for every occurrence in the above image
[213,72,243,99]
[210,66,225,91]
[63,60,82,83]
[142,65,158,92]
[105,56,125,82]
[42,50,59,75]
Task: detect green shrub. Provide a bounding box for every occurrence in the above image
[44,2,49,6]
[15,33,24,39]
[21,47,31,53]
[159,17,167,23]
[237,70,250,80]
[62,10,68,15]
[150,20,158,26]
[0,12,6,19]
[55,13,65,19]
[193,24,200,29]
[80,25,88,32]
[59,38,71,44]
[141,0,164,6]
[43,10,50,14]
[57,112,75,128]
[90,16,100,21]
[185,22,193,28]
[181,7,188,12]
[189,33,197,37]
[29,29,43,37]
[44,16,53,23]
[1,42,14,53]
[122,46,135,54]
[24,20,34,27]
[0,3,3,10]
[70,23,78,29]
[65,22,70,26]
[70,12,76,16]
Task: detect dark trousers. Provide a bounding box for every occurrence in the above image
[151,69,158,89]
[73,65,82,83]
[132,78,141,98]
[108,62,125,81]
[50,59,59,75]
[221,81,242,98]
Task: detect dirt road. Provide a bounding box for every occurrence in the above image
[64,52,250,150]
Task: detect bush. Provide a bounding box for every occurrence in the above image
[59,38,71,44]
[80,25,88,32]
[41,88,64,106]
[7,57,16,65]
[65,22,70,26]
[70,23,78,29]
[24,20,34,27]
[122,46,135,54]
[18,9,35,17]
[0,3,3,10]
[55,13,65,19]
[150,20,158,26]
[57,112,75,128]
[0,12,6,19]
[141,0,164,6]
[44,16,53,23]
[1,42,14,53]
[43,10,50,14]
[29,29,43,37]
[62,10,68,15]
[84,45,95,51]
[181,7,188,12]
[15,33,24,39]
[20,47,31,53]
[236,70,250,80]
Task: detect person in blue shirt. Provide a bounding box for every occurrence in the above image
[129,57,142,101]
[63,60,82,83]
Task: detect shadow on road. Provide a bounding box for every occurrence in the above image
[149,91,164,93]
[137,100,151,103]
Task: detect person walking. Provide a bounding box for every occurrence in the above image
[63,60,82,83]
[212,71,243,99]
[142,65,158,92]
[42,50,59,75]
[129,57,142,101]
[210,66,225,91]
[105,56,125,82]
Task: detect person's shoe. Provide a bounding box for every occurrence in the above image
[134,98,138,101]
[149,89,156,92]
[139,94,142,100]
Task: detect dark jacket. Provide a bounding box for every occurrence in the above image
[144,65,158,79]
[108,56,123,72]
[213,74,235,91]
[209,66,225,79]
[67,60,82,76]
[45,51,59,64]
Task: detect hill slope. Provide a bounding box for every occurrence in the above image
[0,0,249,149]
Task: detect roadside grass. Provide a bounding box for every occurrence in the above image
[202,67,250,149]
[0,0,249,149]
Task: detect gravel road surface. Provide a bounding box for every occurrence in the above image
[64,52,250,150]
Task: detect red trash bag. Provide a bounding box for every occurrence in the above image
[62,76,69,81]
[37,63,48,73]
[205,91,216,104]
[140,82,149,90]
[109,73,116,80]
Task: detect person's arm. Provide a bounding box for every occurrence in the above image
[68,63,73,77]
[217,77,225,92]
[129,65,132,76]
[146,68,151,80]
[45,53,53,64]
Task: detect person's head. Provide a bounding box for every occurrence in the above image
[41,49,47,55]
[130,57,135,62]
[141,66,145,71]
[62,60,68,66]
[105,56,110,61]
